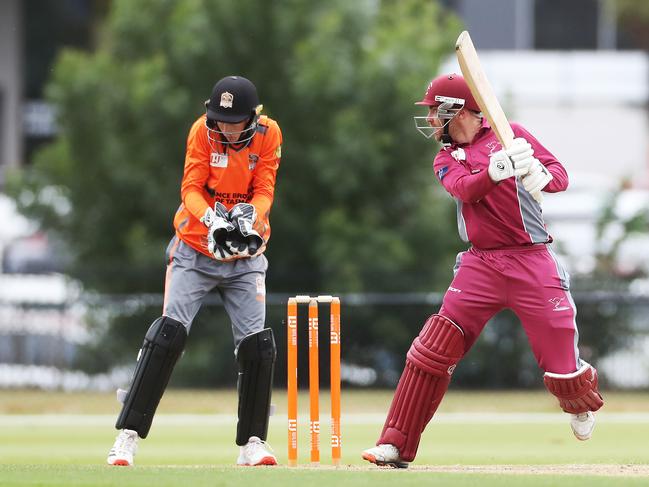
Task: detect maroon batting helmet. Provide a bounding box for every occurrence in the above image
[415,73,480,112]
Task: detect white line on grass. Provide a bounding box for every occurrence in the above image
[1,412,648,426]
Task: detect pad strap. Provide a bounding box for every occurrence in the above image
[543,361,604,414]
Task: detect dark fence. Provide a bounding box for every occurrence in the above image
[1,291,648,390]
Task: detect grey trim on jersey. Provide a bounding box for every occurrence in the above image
[546,244,580,366]
[516,180,551,243]
[454,186,548,244]
[455,199,469,243]
[452,251,465,277]
[163,237,268,347]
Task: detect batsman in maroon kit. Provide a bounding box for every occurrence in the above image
[362,73,604,468]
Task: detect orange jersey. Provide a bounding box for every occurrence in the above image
[173,114,282,258]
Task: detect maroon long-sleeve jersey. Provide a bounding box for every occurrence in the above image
[433,120,568,249]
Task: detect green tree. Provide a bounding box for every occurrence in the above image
[617,0,649,50]
[8,0,463,380]
[592,187,649,281]
[273,1,463,293]
[10,0,461,295]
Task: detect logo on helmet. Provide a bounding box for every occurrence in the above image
[435,95,464,106]
[220,92,233,108]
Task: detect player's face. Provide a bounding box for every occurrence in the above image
[216,120,249,143]
[426,107,445,141]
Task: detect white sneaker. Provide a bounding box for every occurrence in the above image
[362,444,408,468]
[570,411,595,441]
[107,429,139,466]
[237,436,277,466]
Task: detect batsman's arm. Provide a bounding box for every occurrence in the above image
[512,124,569,193]
[434,153,496,203]
[537,157,568,193]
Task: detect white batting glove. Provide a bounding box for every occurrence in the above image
[505,138,535,177]
[488,150,515,182]
[521,159,553,195]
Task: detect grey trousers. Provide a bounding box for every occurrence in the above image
[163,236,268,347]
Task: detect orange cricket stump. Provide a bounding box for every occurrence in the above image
[308,298,320,463]
[330,297,341,466]
[286,295,342,467]
[287,298,298,467]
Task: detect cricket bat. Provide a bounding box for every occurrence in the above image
[455,30,542,203]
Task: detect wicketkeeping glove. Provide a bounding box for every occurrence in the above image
[226,203,264,257]
[201,202,236,260]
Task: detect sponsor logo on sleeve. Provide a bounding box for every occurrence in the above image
[437,166,449,181]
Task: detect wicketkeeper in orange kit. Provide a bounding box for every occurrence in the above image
[107,76,282,467]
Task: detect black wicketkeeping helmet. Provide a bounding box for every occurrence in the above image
[205,76,260,123]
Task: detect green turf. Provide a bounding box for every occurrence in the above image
[2,389,648,414]
[0,390,648,486]
[4,465,649,487]
[3,466,649,487]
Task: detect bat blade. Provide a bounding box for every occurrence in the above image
[455,30,514,149]
[455,30,542,202]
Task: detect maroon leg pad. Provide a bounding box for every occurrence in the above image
[543,361,604,414]
[378,314,464,461]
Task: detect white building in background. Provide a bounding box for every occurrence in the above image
[440,51,649,275]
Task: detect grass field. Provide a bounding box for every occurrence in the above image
[1,389,648,486]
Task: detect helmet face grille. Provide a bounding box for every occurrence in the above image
[205,117,258,149]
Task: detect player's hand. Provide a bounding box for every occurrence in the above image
[227,203,264,256]
[201,202,236,260]
[488,150,515,182]
[521,159,553,195]
[505,138,535,177]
